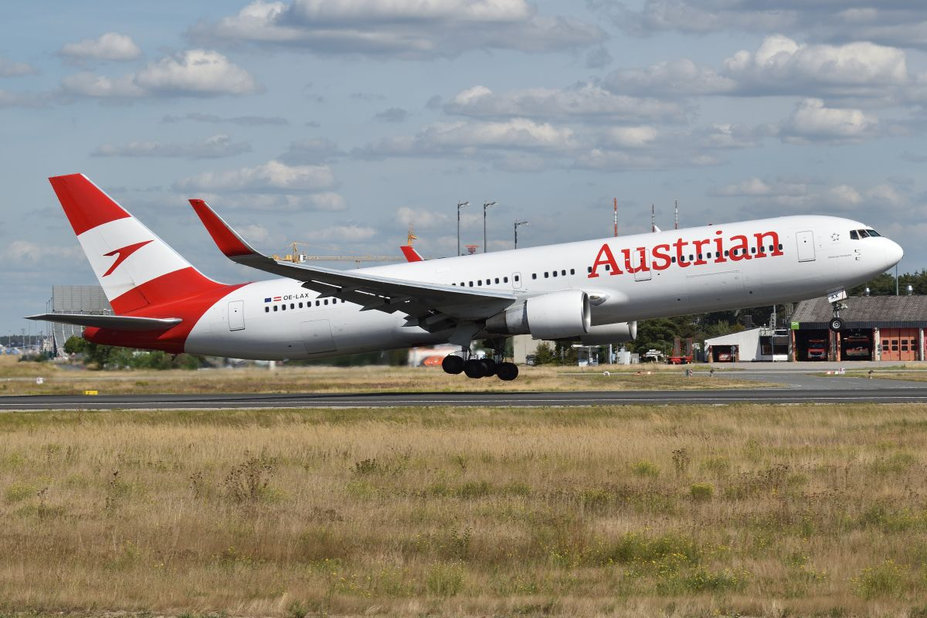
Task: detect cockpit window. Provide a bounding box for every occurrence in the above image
[850,228,881,239]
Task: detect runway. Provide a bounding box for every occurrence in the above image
[5,385,927,410]
[4,363,927,410]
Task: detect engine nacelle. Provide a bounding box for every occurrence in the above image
[485,290,591,340]
[578,321,637,345]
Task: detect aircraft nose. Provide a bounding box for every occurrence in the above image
[884,238,904,267]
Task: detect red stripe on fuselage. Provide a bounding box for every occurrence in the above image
[49,174,131,236]
[85,269,246,354]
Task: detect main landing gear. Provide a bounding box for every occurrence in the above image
[828,289,848,332]
[441,346,519,381]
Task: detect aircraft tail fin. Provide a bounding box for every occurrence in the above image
[49,174,229,314]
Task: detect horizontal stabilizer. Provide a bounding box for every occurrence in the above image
[27,313,182,331]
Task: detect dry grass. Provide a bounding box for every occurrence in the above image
[0,356,754,396]
[2,404,927,616]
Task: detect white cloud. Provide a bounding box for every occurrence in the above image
[606,36,909,99]
[135,50,257,95]
[287,0,531,22]
[0,57,36,77]
[61,50,257,98]
[307,224,376,242]
[780,98,877,143]
[181,190,346,212]
[445,83,686,122]
[396,206,450,230]
[190,0,604,57]
[598,1,927,51]
[3,240,81,263]
[713,178,773,197]
[709,176,911,218]
[602,126,658,148]
[60,33,142,61]
[93,134,251,158]
[361,118,576,158]
[724,35,908,95]
[605,58,736,96]
[176,160,335,192]
[61,72,145,97]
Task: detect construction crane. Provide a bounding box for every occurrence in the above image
[274,242,398,265]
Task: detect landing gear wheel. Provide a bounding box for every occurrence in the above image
[496,362,519,381]
[442,355,464,375]
[481,358,496,377]
[829,317,843,332]
[464,358,487,379]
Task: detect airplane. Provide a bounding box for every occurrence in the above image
[29,173,903,381]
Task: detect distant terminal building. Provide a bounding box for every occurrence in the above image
[706,295,927,362]
[45,285,110,354]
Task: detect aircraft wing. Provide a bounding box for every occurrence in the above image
[189,199,516,330]
[26,313,182,331]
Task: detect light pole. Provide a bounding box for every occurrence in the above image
[456,201,468,256]
[482,201,496,253]
[514,219,528,249]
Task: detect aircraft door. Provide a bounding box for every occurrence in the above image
[634,268,652,282]
[301,319,336,354]
[228,300,245,331]
[796,230,815,262]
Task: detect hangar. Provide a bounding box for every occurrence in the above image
[789,296,927,362]
[705,296,927,363]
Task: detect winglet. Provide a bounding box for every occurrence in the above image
[189,199,259,258]
[400,245,424,262]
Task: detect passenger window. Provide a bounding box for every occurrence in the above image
[570,269,575,275]
[273,306,278,312]
[265,307,269,313]
[532,273,537,280]
[552,271,557,277]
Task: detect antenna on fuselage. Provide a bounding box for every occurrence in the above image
[674,200,679,230]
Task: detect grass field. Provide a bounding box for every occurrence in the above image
[2,400,927,616]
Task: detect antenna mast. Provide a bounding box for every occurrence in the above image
[613,197,618,237]
[674,200,679,230]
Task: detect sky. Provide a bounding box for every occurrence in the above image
[3,0,927,335]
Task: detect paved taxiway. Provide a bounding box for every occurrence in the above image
[3,364,927,410]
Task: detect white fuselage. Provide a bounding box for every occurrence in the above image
[185,215,903,359]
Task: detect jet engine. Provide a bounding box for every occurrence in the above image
[485,290,591,340]
[578,321,637,345]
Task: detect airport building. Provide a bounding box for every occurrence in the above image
[43,285,111,355]
[706,295,927,362]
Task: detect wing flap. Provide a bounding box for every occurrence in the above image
[27,313,182,331]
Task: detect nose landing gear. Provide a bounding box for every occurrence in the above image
[827,289,848,332]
